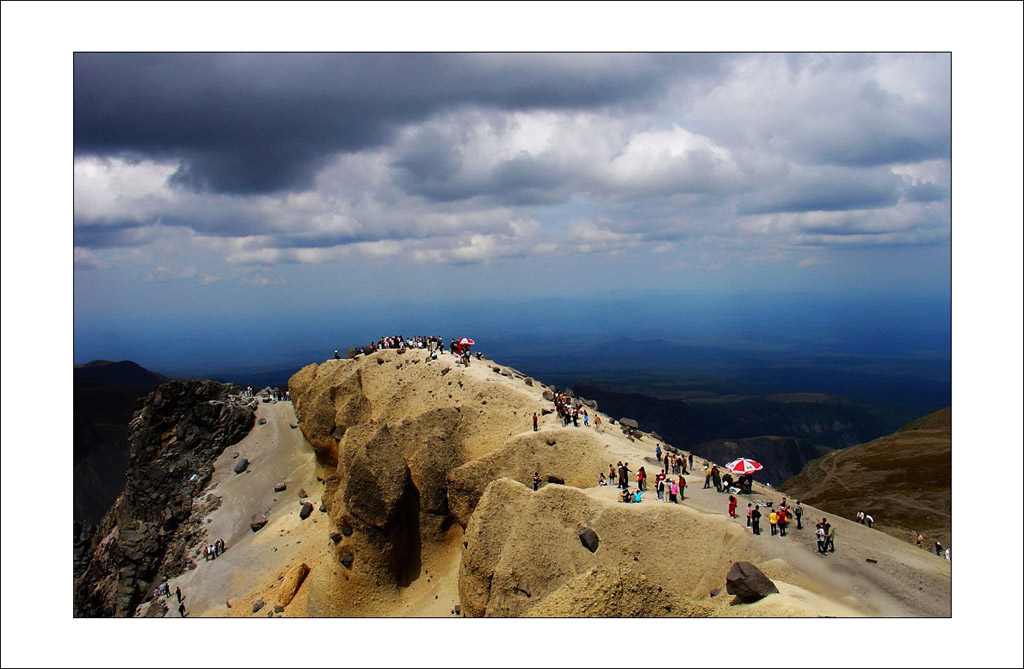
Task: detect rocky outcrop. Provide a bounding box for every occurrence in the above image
[73,380,255,617]
[288,361,371,467]
[459,479,733,617]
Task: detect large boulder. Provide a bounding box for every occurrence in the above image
[250,512,269,532]
[277,562,310,607]
[578,527,599,553]
[725,561,779,603]
[299,502,314,520]
[233,458,249,474]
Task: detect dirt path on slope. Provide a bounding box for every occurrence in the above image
[164,400,327,617]
[623,468,951,616]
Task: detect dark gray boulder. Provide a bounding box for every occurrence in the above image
[252,598,264,613]
[233,458,249,474]
[725,561,779,603]
[339,553,354,569]
[578,527,599,553]
[299,502,314,520]
[274,482,287,492]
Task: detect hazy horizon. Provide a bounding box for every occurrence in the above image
[73,53,951,395]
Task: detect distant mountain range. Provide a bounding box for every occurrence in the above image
[571,384,915,484]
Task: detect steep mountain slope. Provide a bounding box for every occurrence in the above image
[780,408,951,547]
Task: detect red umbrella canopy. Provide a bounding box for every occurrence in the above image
[725,458,763,475]
[458,338,475,346]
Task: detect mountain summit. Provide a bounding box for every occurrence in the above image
[74,348,951,618]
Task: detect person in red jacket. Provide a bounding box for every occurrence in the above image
[728,494,738,518]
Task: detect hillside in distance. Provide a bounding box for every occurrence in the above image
[687,436,833,487]
[74,360,169,524]
[780,408,951,547]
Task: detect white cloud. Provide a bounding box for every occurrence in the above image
[73,247,103,270]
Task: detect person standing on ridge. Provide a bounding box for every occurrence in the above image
[711,465,722,493]
[728,494,738,519]
[532,413,538,432]
[532,472,541,491]
[655,444,662,461]
[751,505,762,535]
[769,508,778,536]
[795,501,804,529]
[746,503,753,528]
[703,462,712,489]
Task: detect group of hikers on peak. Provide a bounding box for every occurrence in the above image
[552,391,592,428]
[338,334,480,367]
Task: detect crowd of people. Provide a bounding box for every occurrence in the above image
[372,334,445,352]
[341,334,480,366]
[552,392,591,427]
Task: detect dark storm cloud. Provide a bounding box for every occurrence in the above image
[738,168,904,215]
[73,220,161,248]
[74,53,705,195]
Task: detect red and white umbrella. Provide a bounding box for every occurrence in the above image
[725,458,763,475]
[458,338,475,346]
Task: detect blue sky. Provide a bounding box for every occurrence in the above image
[69,51,955,371]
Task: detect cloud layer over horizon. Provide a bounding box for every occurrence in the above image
[74,53,950,293]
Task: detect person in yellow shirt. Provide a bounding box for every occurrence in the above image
[769,509,778,536]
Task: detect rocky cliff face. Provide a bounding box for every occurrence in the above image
[73,380,255,617]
